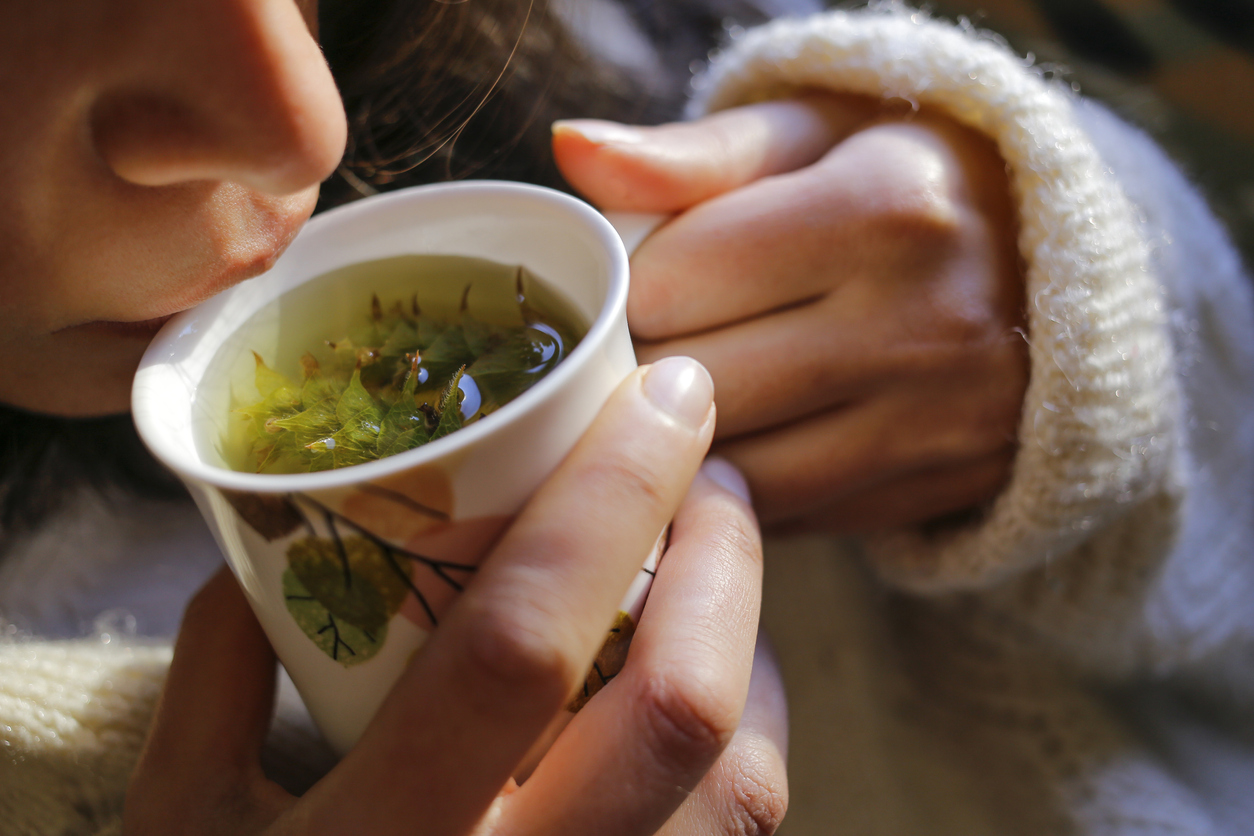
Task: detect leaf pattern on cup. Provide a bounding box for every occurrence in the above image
[337,464,454,544]
[221,490,304,541]
[568,611,636,712]
[223,467,618,671]
[218,466,517,664]
[393,514,511,632]
[283,568,389,667]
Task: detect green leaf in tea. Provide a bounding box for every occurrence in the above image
[232,267,583,474]
[377,357,431,457]
[432,366,466,440]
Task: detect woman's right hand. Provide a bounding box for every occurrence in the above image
[555,95,1028,535]
[124,357,788,836]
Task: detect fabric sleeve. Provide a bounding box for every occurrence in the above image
[690,6,1187,594]
[0,638,338,834]
[977,99,1254,679]
[0,641,170,836]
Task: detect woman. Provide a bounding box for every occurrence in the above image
[6,0,1254,834]
[0,1,787,833]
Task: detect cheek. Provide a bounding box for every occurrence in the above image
[96,182,318,315]
[14,174,317,330]
[0,174,317,415]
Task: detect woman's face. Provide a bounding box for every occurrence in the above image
[0,0,346,416]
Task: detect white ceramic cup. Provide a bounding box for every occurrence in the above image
[133,180,663,754]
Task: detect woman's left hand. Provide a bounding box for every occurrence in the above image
[555,93,1029,533]
[125,452,788,835]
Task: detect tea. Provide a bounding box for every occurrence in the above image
[202,254,587,474]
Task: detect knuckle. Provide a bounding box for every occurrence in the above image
[930,297,1005,347]
[581,450,671,513]
[874,190,963,251]
[703,507,763,571]
[857,157,963,250]
[636,671,739,776]
[459,602,577,712]
[723,749,790,835]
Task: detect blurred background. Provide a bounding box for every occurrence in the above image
[908,0,1253,263]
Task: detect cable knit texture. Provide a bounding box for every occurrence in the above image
[689,5,1182,592]
[0,641,170,836]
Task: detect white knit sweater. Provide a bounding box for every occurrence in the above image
[4,7,1252,835]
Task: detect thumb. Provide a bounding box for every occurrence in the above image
[553,92,876,213]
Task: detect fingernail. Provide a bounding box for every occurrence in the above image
[701,457,751,503]
[553,119,644,146]
[642,356,713,429]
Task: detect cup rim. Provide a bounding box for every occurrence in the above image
[132,180,630,494]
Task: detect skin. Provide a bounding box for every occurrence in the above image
[554,94,1029,533]
[4,0,1024,827]
[127,366,787,836]
[0,0,787,832]
[0,0,344,415]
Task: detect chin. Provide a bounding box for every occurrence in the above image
[19,378,137,418]
[0,329,149,417]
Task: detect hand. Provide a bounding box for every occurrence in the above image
[554,94,1029,533]
[124,359,788,836]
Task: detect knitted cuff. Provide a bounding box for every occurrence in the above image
[691,7,1181,592]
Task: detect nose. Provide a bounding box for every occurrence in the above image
[90,0,347,195]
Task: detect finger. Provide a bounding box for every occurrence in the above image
[625,113,1001,340]
[636,296,880,439]
[625,109,1023,344]
[126,566,289,831]
[789,447,1016,534]
[636,289,1027,440]
[502,458,764,836]
[657,632,789,836]
[715,390,1017,526]
[294,358,716,836]
[552,93,878,213]
[737,632,788,757]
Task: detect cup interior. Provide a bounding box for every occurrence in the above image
[133,181,628,492]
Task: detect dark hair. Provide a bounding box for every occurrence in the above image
[0,410,183,550]
[316,0,686,208]
[0,0,770,552]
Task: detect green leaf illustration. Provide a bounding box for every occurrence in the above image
[568,611,636,712]
[286,535,409,633]
[283,568,386,667]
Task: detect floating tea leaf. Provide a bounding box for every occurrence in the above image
[230,263,583,474]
